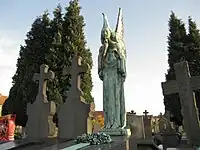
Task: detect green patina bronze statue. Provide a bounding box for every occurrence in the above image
[98,8,127,129]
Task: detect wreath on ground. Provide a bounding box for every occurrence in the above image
[74,132,112,145]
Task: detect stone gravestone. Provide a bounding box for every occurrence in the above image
[162,61,200,146]
[87,102,95,134]
[57,55,90,140]
[26,64,56,142]
[143,110,152,139]
[158,112,180,150]
[129,110,136,115]
[158,112,174,134]
[127,113,145,139]
[158,113,166,133]
[47,102,57,138]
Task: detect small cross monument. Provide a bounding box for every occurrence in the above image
[58,55,90,139]
[143,110,149,116]
[33,64,55,102]
[62,55,88,101]
[26,64,56,141]
[161,61,200,145]
[142,110,152,139]
[130,110,136,115]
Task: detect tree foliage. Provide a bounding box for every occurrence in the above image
[164,12,200,126]
[2,0,93,126]
[62,0,93,103]
[2,13,53,126]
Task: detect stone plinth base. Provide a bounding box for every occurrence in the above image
[99,128,131,136]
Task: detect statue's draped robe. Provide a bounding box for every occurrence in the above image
[98,41,126,129]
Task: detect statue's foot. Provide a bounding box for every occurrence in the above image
[111,122,120,129]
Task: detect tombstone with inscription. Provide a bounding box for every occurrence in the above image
[57,55,90,140]
[26,64,56,141]
[162,61,200,147]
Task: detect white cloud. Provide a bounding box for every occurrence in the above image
[0,30,23,95]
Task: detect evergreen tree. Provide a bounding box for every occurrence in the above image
[46,5,64,105]
[50,4,71,103]
[2,12,54,126]
[185,17,200,75]
[62,0,93,103]
[164,13,200,125]
[2,1,94,126]
[184,17,200,118]
[164,12,187,126]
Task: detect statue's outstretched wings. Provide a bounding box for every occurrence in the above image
[115,8,126,59]
[115,8,124,41]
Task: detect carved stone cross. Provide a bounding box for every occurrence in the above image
[27,64,56,141]
[63,55,88,101]
[33,64,55,102]
[130,110,136,115]
[143,110,149,116]
[161,61,200,145]
[142,110,152,139]
[58,55,90,139]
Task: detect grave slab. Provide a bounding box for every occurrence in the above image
[61,143,90,150]
[0,141,17,150]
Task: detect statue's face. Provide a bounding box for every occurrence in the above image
[111,32,115,38]
[101,28,111,44]
[110,32,116,40]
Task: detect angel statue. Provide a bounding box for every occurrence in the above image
[98,8,127,129]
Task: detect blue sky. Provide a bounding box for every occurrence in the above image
[0,0,199,115]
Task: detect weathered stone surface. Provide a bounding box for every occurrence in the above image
[158,112,174,134]
[48,101,57,137]
[135,139,160,150]
[100,128,131,136]
[26,64,56,141]
[127,114,145,139]
[9,139,73,150]
[161,61,200,145]
[162,133,181,150]
[80,136,160,150]
[58,55,90,140]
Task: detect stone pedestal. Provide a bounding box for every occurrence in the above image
[100,128,131,136]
